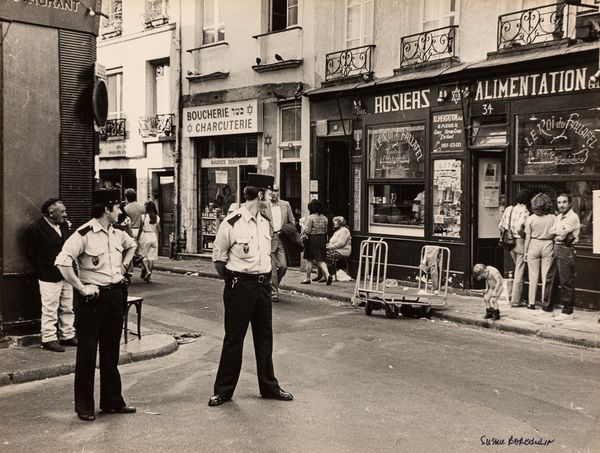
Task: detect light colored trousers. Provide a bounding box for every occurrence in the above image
[38,280,75,343]
[526,239,554,307]
[509,238,526,304]
[270,234,287,296]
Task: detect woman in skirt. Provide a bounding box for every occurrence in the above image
[300,199,332,285]
[137,200,161,283]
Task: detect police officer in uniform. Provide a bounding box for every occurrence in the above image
[55,190,138,421]
[209,173,294,407]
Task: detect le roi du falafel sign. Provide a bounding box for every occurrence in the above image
[183,100,262,138]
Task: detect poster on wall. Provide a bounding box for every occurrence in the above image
[483,162,500,207]
[353,166,361,231]
[215,171,228,185]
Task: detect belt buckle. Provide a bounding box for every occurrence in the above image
[257,275,266,284]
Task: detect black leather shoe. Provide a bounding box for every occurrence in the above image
[77,413,95,422]
[101,406,136,414]
[326,275,333,286]
[41,341,65,352]
[59,338,78,347]
[262,388,294,401]
[208,395,231,407]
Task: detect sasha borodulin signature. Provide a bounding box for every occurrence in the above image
[481,435,555,447]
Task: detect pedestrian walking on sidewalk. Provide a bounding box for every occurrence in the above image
[498,190,530,307]
[300,199,332,285]
[209,173,294,407]
[25,198,76,353]
[55,189,138,422]
[123,188,146,278]
[264,184,295,302]
[137,200,161,283]
[472,263,504,320]
[523,193,555,310]
[543,193,581,320]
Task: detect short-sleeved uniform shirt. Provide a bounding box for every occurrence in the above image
[55,218,137,286]
[212,205,272,274]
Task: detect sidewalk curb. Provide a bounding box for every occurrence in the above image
[0,335,179,387]
[156,264,600,350]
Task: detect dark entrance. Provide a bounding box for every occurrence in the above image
[152,171,175,256]
[280,162,302,266]
[318,140,351,226]
[471,152,505,288]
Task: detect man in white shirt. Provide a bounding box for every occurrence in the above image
[543,193,580,320]
[265,185,294,302]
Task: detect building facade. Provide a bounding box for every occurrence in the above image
[97,0,180,256]
[0,1,103,336]
[306,0,600,307]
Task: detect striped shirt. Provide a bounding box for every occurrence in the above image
[499,204,529,236]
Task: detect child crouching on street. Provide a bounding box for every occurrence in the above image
[472,263,504,320]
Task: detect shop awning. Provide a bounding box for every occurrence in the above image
[304,41,600,98]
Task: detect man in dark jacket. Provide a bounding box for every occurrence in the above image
[25,198,76,352]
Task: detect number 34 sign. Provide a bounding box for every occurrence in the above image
[473,102,506,116]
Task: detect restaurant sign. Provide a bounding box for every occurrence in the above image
[0,0,101,34]
[183,100,262,138]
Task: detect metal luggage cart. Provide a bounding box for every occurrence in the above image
[352,238,451,318]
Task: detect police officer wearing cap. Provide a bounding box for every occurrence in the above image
[209,173,294,407]
[55,189,138,421]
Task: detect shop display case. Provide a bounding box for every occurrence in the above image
[432,159,462,237]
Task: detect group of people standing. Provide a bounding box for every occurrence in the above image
[25,188,162,421]
[499,190,581,320]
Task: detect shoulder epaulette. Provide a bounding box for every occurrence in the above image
[227,214,242,226]
[78,225,93,236]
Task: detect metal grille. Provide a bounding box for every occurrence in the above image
[58,30,96,229]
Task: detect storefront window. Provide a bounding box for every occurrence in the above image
[367,123,425,236]
[368,124,425,179]
[198,134,258,159]
[516,181,598,247]
[516,109,600,176]
[432,159,462,237]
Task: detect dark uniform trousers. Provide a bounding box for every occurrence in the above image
[74,286,126,414]
[214,274,279,398]
[542,244,576,314]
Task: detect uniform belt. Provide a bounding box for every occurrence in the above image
[97,281,124,290]
[227,271,270,283]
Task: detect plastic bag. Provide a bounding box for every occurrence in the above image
[335,269,352,282]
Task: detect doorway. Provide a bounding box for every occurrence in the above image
[319,140,351,226]
[280,162,301,266]
[471,153,505,288]
[155,171,175,256]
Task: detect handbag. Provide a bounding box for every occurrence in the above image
[499,207,516,251]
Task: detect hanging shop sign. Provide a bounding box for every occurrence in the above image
[183,100,262,138]
[432,111,465,153]
[474,65,600,101]
[0,0,101,34]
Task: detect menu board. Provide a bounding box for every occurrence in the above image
[432,111,465,153]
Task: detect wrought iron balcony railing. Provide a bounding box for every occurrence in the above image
[400,25,457,67]
[138,114,175,139]
[497,2,578,49]
[99,118,126,141]
[325,44,375,82]
[100,7,122,38]
[144,0,169,29]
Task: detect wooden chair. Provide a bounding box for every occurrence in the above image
[123,296,143,343]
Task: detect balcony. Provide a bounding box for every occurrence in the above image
[496,2,596,50]
[99,118,126,141]
[100,10,122,39]
[138,114,175,140]
[144,0,169,29]
[400,25,458,68]
[325,44,375,83]
[252,26,303,73]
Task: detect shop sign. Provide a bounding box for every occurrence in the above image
[474,66,600,101]
[372,89,431,114]
[0,0,101,34]
[99,142,127,159]
[183,100,262,138]
[432,111,465,152]
[201,158,257,168]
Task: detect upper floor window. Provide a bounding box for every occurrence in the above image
[422,0,458,31]
[203,0,225,44]
[107,71,123,118]
[272,0,298,32]
[346,0,373,48]
[153,62,171,115]
[100,0,123,38]
[144,0,169,29]
[280,105,301,159]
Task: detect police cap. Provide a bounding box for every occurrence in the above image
[92,189,121,206]
[247,173,274,190]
